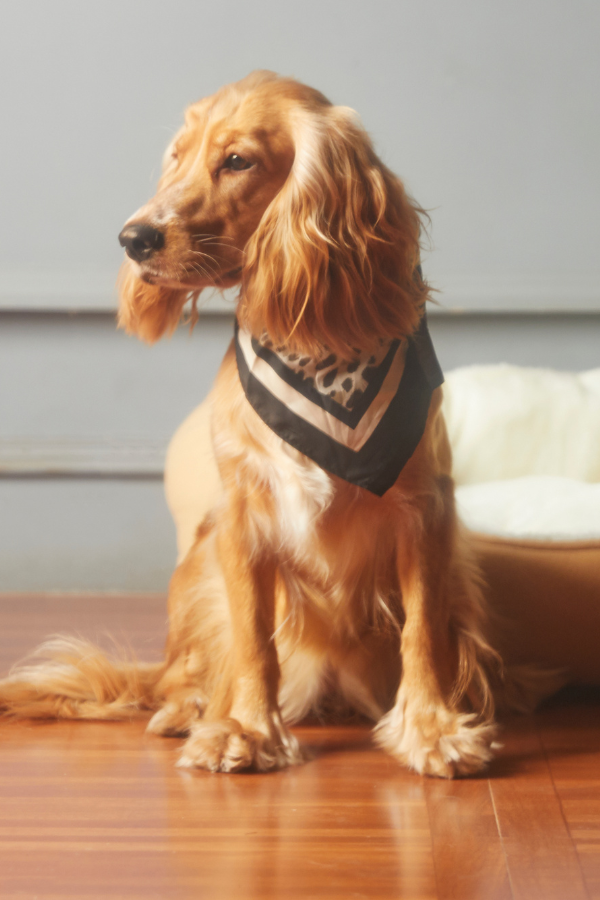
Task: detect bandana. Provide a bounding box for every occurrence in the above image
[234,310,443,496]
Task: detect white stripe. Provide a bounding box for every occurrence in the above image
[238,329,407,451]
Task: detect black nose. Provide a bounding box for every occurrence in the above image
[118,223,165,262]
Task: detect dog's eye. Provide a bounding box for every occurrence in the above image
[223,154,252,171]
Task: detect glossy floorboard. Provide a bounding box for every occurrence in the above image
[0,594,599,900]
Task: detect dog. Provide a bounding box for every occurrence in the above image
[0,71,534,777]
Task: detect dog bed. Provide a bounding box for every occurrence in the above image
[444,365,600,683]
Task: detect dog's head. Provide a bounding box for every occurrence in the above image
[118,71,428,355]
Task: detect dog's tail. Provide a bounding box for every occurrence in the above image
[0,637,163,720]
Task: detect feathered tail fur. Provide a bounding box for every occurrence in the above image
[0,637,163,721]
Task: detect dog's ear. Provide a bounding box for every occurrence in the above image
[239,106,428,357]
[117,261,192,344]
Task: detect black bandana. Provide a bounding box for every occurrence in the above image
[234,311,443,496]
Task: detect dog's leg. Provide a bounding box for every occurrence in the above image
[176,504,302,773]
[375,479,498,778]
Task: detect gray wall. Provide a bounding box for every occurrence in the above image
[1,0,598,590]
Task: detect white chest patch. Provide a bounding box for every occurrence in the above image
[265,437,334,562]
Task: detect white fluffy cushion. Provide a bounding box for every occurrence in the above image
[443,365,600,486]
[444,365,600,542]
[456,476,600,541]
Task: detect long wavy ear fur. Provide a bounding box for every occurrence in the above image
[239,104,429,357]
[117,261,193,344]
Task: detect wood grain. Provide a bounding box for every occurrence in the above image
[0,594,599,899]
[537,695,600,899]
[489,714,589,900]
[424,778,511,900]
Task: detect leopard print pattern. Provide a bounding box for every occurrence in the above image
[259,336,397,410]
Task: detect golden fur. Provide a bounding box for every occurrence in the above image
[0,72,538,777]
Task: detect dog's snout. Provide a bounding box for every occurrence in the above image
[119,223,165,262]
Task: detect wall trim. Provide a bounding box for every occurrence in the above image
[0,438,166,478]
[1,271,599,314]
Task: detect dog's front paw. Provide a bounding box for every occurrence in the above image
[375,698,497,778]
[176,716,303,773]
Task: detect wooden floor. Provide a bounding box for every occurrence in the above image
[0,595,599,899]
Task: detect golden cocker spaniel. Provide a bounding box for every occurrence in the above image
[0,72,540,777]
